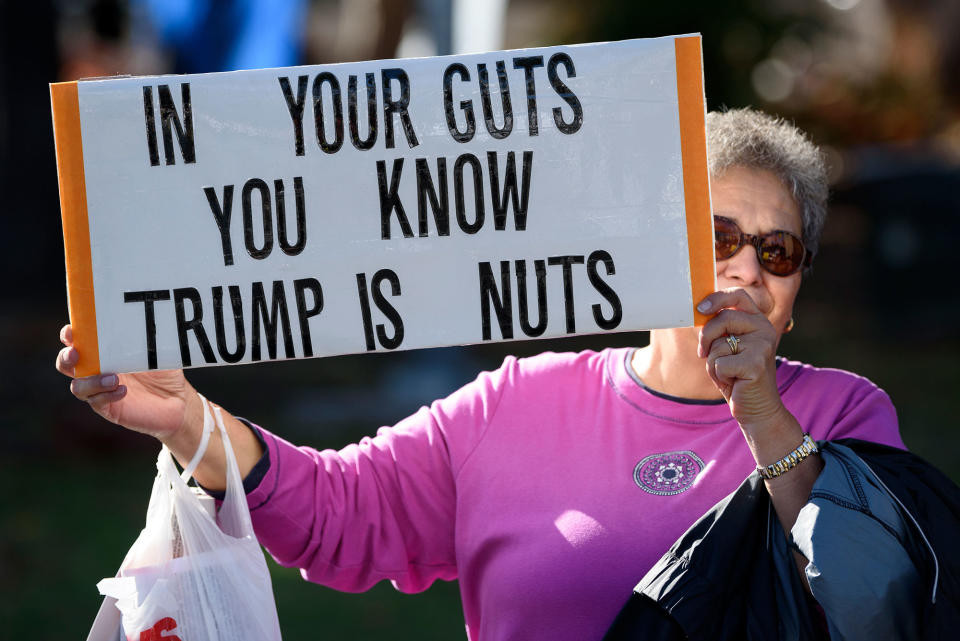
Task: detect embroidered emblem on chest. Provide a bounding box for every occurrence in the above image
[633,450,704,495]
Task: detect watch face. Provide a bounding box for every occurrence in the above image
[633,450,705,496]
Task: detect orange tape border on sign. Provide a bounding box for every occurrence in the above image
[674,35,715,327]
[51,81,101,376]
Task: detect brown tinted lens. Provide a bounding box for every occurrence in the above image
[759,231,804,275]
[714,217,741,259]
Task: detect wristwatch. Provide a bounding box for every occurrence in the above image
[756,433,819,479]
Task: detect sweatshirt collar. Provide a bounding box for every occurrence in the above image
[606,347,794,425]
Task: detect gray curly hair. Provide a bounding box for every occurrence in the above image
[705,108,828,265]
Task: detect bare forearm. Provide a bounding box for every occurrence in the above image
[162,389,265,492]
[741,408,823,588]
[764,455,823,537]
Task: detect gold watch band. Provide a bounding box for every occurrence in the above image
[756,434,819,479]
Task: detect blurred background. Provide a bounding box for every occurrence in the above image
[1,0,958,637]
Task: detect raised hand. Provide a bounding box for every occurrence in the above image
[55,324,261,491]
[55,324,202,441]
[695,288,788,433]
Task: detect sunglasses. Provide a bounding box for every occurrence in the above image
[714,215,812,276]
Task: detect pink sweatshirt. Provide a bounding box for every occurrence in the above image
[245,348,904,640]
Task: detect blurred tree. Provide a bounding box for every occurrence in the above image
[555,0,826,112]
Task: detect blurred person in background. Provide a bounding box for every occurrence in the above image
[132,0,308,73]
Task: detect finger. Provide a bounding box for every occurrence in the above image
[707,336,767,384]
[698,309,768,357]
[711,355,740,394]
[704,352,734,400]
[87,385,128,412]
[696,288,762,316]
[707,346,756,394]
[56,346,78,378]
[707,330,767,362]
[70,373,120,401]
[60,324,73,347]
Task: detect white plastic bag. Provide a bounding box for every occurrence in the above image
[91,398,282,641]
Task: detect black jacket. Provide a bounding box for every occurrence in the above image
[603,439,960,641]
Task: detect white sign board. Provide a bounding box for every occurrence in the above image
[52,35,714,376]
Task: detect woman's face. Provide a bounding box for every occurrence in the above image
[710,166,804,340]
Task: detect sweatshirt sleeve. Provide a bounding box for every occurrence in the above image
[816,377,905,450]
[240,360,511,594]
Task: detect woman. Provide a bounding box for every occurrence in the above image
[56,109,906,640]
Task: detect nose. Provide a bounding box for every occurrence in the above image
[718,242,764,286]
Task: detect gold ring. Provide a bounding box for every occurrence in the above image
[725,334,741,355]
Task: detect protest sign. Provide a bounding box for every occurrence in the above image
[51,34,714,376]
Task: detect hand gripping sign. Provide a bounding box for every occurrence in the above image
[51,35,715,376]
